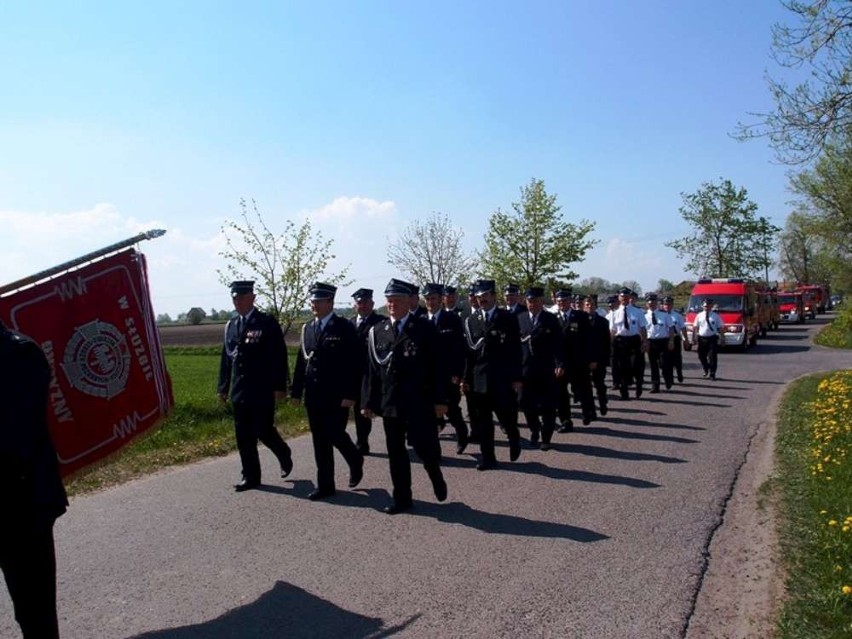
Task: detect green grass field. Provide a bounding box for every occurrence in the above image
[775,371,852,637]
[814,308,852,349]
[65,346,309,495]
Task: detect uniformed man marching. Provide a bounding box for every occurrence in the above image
[462,279,523,470]
[350,288,386,455]
[442,285,462,314]
[693,299,726,380]
[644,293,676,393]
[218,280,294,492]
[504,283,527,315]
[662,296,688,383]
[583,295,611,416]
[610,287,649,400]
[362,279,448,514]
[604,294,622,391]
[422,283,469,454]
[290,282,364,501]
[517,286,563,450]
[553,288,595,429]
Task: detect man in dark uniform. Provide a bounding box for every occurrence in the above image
[291,283,365,501]
[422,283,469,454]
[459,283,481,440]
[442,285,462,314]
[349,288,386,455]
[504,282,527,315]
[362,279,448,514]
[218,281,293,492]
[462,279,523,470]
[583,295,611,416]
[517,287,563,450]
[409,288,427,318]
[1,320,68,639]
[553,288,595,429]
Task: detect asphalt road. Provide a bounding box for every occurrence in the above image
[3,316,851,639]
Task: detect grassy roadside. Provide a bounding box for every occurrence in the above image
[814,307,852,349]
[775,371,852,637]
[65,346,309,496]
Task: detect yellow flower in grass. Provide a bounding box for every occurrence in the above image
[843,585,852,595]
[829,520,838,526]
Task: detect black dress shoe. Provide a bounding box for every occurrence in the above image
[677,374,684,382]
[456,440,468,455]
[650,387,660,394]
[710,374,717,381]
[635,387,643,398]
[599,403,608,416]
[383,501,413,515]
[582,414,593,425]
[234,479,260,492]
[348,464,363,488]
[557,421,573,434]
[476,461,497,471]
[665,382,672,390]
[509,441,521,462]
[540,441,551,451]
[432,476,448,502]
[307,488,336,501]
[529,430,540,445]
[280,456,293,478]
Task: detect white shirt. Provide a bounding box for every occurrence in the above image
[694,309,724,337]
[645,309,673,340]
[614,304,646,336]
[668,310,686,333]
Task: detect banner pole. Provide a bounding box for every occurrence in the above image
[0,229,167,296]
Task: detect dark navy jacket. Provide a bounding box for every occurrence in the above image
[218,309,289,403]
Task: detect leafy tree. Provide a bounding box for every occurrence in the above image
[217,310,231,321]
[218,198,351,338]
[386,211,476,286]
[156,313,173,324]
[737,0,852,164]
[665,179,779,279]
[778,210,833,284]
[186,307,206,325]
[657,279,675,294]
[577,276,615,296]
[480,178,597,289]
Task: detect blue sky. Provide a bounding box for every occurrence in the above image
[1,1,795,317]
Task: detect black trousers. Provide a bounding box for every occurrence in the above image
[352,398,373,449]
[383,414,443,504]
[438,383,469,442]
[233,398,292,482]
[469,390,520,465]
[558,369,595,423]
[672,336,684,381]
[647,339,674,389]
[520,374,558,444]
[307,405,363,491]
[591,364,608,408]
[697,336,720,375]
[613,335,644,397]
[1,519,59,639]
[610,341,621,389]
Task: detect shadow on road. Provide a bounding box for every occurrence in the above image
[128,580,420,639]
[751,344,811,355]
[608,416,705,431]
[551,442,687,464]
[578,426,699,444]
[639,398,731,408]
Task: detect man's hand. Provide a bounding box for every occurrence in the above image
[589,362,597,371]
[434,404,448,418]
[217,392,228,404]
[512,381,522,393]
[641,340,649,354]
[341,399,355,408]
[554,367,564,378]
[361,408,375,419]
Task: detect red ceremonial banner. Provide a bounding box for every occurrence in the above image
[0,249,173,478]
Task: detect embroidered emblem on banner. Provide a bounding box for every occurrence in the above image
[62,320,131,399]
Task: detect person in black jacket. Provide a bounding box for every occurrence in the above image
[218,281,293,492]
[422,283,468,454]
[553,288,596,429]
[349,288,386,455]
[462,279,523,470]
[1,320,68,639]
[362,279,448,514]
[517,287,563,450]
[583,295,611,416]
[291,283,365,501]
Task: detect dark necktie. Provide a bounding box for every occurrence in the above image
[237,316,245,334]
[314,319,322,341]
[652,311,658,326]
[706,310,712,333]
[395,321,402,336]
